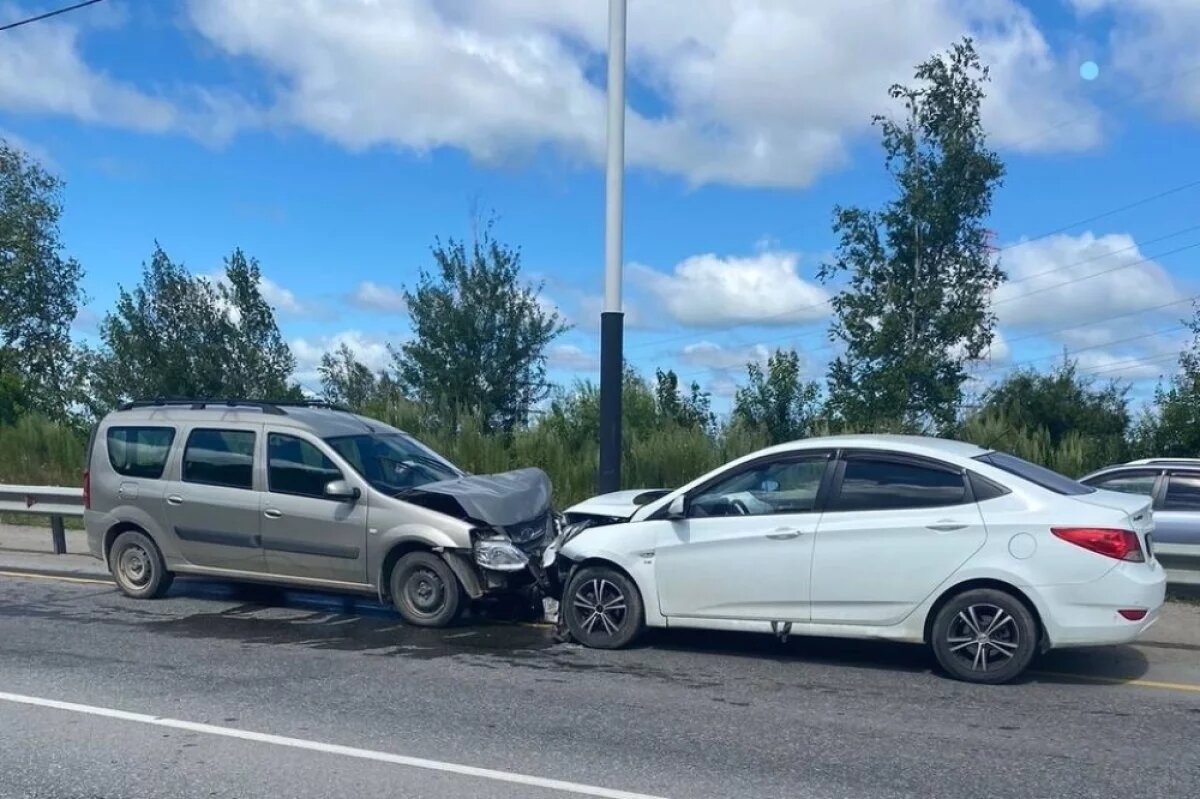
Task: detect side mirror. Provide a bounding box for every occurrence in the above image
[324,479,361,502]
[665,495,687,520]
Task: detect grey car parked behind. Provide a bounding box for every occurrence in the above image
[1080,458,1200,545]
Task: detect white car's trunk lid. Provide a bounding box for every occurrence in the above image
[1072,488,1155,558]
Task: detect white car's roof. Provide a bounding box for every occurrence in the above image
[758,434,991,461]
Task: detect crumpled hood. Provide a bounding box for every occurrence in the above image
[563,488,671,521]
[401,467,552,528]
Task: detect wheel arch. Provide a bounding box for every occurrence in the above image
[922,578,1046,648]
[103,520,154,567]
[377,540,480,603]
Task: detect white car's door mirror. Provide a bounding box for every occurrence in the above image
[665,495,686,520]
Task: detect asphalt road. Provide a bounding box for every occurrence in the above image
[1,573,1198,799]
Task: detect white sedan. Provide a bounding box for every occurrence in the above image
[546,434,1166,683]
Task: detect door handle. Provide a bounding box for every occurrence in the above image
[766,528,802,540]
[926,522,967,532]
[166,495,183,506]
[263,508,282,519]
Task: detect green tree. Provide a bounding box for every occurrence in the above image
[320,343,383,409]
[732,349,822,444]
[0,139,86,418]
[392,220,567,432]
[967,359,1130,470]
[819,39,1005,432]
[654,368,714,433]
[1133,304,1200,457]
[94,245,298,408]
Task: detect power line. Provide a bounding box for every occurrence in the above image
[0,0,105,32]
[969,323,1189,377]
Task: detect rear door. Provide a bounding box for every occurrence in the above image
[261,430,369,585]
[164,425,266,572]
[1153,473,1200,545]
[811,451,986,625]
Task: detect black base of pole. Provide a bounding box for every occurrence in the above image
[598,311,624,493]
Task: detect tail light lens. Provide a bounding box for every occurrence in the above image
[82,470,91,510]
[1052,527,1144,562]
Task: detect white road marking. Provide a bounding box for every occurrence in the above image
[0,690,667,799]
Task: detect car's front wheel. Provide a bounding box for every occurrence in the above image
[563,565,644,649]
[930,588,1038,684]
[390,552,462,627]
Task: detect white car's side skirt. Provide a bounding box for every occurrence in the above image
[660,615,927,644]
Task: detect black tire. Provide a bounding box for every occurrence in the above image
[563,565,645,649]
[390,552,462,627]
[109,530,173,599]
[930,588,1038,684]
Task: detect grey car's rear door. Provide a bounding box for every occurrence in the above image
[164,424,267,572]
[1154,472,1200,545]
[260,430,369,586]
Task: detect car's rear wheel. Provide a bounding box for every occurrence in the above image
[563,565,644,649]
[109,530,173,599]
[930,588,1038,684]
[391,552,462,627]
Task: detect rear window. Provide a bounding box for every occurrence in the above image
[106,427,176,479]
[973,451,1094,495]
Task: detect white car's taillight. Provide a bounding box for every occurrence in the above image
[1051,527,1144,562]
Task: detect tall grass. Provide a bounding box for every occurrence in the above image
[1,405,1123,507]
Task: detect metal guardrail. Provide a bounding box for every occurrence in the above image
[0,484,84,555]
[1,483,1199,587]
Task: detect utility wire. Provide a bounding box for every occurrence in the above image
[0,0,105,32]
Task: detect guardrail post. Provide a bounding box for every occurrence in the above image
[50,515,66,555]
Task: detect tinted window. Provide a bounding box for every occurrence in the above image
[1089,471,1158,497]
[832,457,966,511]
[1163,475,1200,511]
[968,471,1010,502]
[268,434,342,498]
[973,451,1094,496]
[183,429,255,490]
[106,427,175,479]
[690,456,828,517]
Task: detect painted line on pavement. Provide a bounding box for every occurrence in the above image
[0,569,111,586]
[1032,670,1200,694]
[0,690,667,799]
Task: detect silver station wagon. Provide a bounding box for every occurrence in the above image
[83,399,555,626]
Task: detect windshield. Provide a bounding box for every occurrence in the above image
[974,451,1095,496]
[325,433,463,494]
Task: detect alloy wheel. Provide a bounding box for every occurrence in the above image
[573,578,628,637]
[945,603,1021,674]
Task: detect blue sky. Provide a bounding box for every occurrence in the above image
[2,0,1198,410]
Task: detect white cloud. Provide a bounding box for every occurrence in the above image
[1073,0,1200,122]
[680,341,771,372]
[351,281,408,313]
[632,251,829,328]
[547,343,597,371]
[290,330,392,386]
[259,276,305,315]
[1074,349,1177,381]
[576,295,656,331]
[707,375,740,399]
[993,232,1187,331]
[186,0,1100,188]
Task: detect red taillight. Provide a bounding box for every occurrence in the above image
[1052,527,1144,562]
[82,470,91,510]
[1118,609,1147,621]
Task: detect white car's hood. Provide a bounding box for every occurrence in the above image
[564,489,670,521]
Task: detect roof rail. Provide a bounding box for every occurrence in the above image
[116,398,352,416]
[1127,457,1200,466]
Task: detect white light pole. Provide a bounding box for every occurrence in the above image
[597,0,626,493]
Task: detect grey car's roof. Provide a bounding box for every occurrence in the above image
[103,404,404,438]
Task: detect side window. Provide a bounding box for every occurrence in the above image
[968,471,1009,502]
[1089,471,1158,497]
[106,427,176,479]
[1162,475,1200,511]
[832,456,967,512]
[183,429,255,490]
[689,456,828,518]
[268,433,343,499]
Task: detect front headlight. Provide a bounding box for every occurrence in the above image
[473,537,529,572]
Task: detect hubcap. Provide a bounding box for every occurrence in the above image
[573,578,627,636]
[406,568,445,615]
[947,603,1020,672]
[118,545,151,588]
